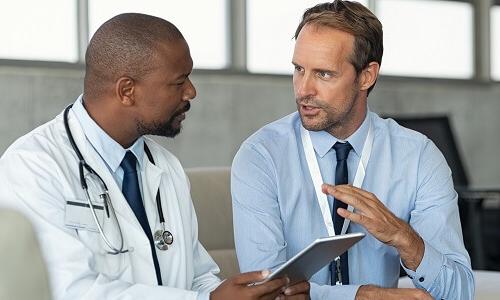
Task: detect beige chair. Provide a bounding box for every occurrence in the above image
[0,209,52,300]
[186,167,239,279]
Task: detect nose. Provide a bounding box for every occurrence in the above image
[182,78,197,101]
[294,72,316,100]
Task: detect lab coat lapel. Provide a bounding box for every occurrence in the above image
[141,152,163,234]
[67,110,144,233]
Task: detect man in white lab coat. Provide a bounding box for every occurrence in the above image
[0,13,309,300]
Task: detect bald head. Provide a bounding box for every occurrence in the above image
[84,13,185,100]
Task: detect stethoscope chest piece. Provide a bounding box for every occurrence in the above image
[154,229,174,250]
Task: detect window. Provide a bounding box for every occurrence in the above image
[247,0,369,74]
[89,0,228,69]
[491,5,500,81]
[378,0,474,79]
[0,0,78,62]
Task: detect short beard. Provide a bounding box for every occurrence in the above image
[297,78,360,133]
[136,102,190,138]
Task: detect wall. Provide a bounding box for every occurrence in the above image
[1,65,499,187]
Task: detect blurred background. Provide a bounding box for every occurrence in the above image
[0,0,499,292]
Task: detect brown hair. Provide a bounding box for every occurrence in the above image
[295,0,383,94]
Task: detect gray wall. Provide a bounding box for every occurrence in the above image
[1,65,499,187]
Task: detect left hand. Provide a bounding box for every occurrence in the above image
[276,280,310,300]
[321,184,424,270]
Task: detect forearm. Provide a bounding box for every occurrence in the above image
[394,223,425,271]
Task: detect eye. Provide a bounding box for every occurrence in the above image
[318,71,333,79]
[176,80,186,86]
[294,65,304,73]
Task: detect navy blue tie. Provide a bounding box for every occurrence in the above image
[331,142,352,285]
[121,151,162,285]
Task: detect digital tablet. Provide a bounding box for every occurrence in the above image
[262,232,365,285]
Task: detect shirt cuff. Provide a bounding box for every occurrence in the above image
[310,282,360,300]
[401,240,444,290]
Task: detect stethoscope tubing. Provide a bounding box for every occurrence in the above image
[63,104,170,255]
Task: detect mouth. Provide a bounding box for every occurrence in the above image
[176,112,186,121]
[173,103,190,122]
[299,104,321,117]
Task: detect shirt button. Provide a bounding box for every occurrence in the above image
[419,277,424,282]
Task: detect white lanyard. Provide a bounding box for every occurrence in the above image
[300,118,374,236]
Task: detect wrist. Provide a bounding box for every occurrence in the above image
[355,285,381,300]
[397,225,425,271]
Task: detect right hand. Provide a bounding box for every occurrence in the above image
[355,285,434,300]
[210,270,289,300]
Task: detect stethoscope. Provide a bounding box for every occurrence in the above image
[63,104,174,255]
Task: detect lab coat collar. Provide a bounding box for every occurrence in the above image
[141,147,164,235]
[72,95,145,173]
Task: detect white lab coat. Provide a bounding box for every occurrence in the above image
[0,107,222,299]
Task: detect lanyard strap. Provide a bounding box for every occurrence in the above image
[300,118,374,236]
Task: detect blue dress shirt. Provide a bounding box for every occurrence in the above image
[72,95,145,193]
[231,110,474,299]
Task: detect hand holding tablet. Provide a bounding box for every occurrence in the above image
[259,232,365,285]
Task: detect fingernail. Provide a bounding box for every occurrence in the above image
[284,288,292,295]
[261,269,270,277]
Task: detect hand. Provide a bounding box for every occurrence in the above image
[276,280,310,300]
[210,270,288,300]
[355,285,433,300]
[322,184,425,270]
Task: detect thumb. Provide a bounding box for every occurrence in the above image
[232,270,270,285]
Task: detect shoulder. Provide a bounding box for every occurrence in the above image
[238,112,300,156]
[0,114,69,209]
[1,113,68,173]
[3,113,66,158]
[370,113,447,176]
[371,112,432,151]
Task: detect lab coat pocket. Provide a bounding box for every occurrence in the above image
[78,228,129,279]
[64,198,104,232]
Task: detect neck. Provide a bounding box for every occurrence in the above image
[327,107,367,140]
[83,98,138,148]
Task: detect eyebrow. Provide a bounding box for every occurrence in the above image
[292,61,340,76]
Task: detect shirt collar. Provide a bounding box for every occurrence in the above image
[72,94,145,172]
[309,109,371,158]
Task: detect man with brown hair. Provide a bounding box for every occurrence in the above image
[232,1,474,299]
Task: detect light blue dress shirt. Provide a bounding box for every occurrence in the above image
[72,95,145,193]
[231,110,474,299]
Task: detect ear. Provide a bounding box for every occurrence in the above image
[359,62,380,92]
[115,76,135,106]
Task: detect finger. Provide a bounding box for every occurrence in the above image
[251,277,288,296]
[284,281,310,296]
[335,185,379,203]
[327,187,372,212]
[337,207,370,227]
[232,270,269,285]
[261,289,286,300]
[321,183,335,195]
